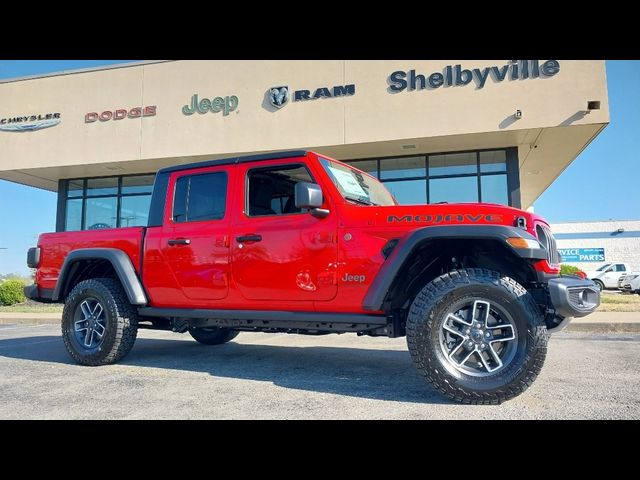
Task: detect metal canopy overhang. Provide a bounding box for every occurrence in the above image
[0,123,607,209]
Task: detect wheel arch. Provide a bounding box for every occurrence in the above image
[363,225,546,313]
[52,248,147,305]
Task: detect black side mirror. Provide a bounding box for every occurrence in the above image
[295,182,329,218]
[295,182,322,208]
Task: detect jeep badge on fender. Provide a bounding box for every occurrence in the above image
[342,274,366,283]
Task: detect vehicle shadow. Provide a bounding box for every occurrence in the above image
[0,334,453,405]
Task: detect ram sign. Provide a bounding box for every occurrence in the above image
[558,248,605,262]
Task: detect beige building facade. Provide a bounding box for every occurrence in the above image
[0,60,609,232]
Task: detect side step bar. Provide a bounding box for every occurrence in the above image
[137,307,387,325]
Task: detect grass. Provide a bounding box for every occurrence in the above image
[598,292,640,312]
[0,301,63,313]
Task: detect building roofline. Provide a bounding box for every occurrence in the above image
[0,60,174,84]
[551,219,640,224]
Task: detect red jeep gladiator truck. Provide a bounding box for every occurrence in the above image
[25,150,600,404]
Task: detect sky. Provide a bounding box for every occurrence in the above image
[0,60,638,275]
[533,61,640,221]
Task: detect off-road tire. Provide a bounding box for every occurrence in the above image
[61,277,138,366]
[406,268,548,405]
[189,327,239,345]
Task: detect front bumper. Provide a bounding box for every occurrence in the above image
[621,284,638,294]
[548,276,600,319]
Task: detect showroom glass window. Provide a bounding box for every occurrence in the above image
[345,149,509,206]
[63,174,155,231]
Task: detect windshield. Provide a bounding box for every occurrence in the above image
[596,264,612,271]
[319,158,396,206]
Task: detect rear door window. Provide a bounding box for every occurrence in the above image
[172,172,228,223]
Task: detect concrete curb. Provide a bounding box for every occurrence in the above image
[0,318,60,325]
[565,322,640,333]
[1,311,639,332]
[562,312,640,333]
[0,312,62,325]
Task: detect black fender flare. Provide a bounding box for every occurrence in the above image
[52,248,147,305]
[362,225,546,311]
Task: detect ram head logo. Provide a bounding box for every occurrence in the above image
[269,86,289,109]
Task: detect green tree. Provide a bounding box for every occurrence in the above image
[560,264,583,276]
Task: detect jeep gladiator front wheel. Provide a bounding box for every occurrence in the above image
[61,278,138,366]
[406,268,548,404]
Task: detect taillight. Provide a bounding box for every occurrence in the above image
[27,247,41,268]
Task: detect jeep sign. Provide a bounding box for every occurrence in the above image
[182,94,239,116]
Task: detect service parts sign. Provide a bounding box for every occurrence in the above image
[558,248,605,262]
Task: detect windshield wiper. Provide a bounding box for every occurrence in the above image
[345,196,377,206]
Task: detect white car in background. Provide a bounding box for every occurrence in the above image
[618,272,639,290]
[585,263,631,291]
[620,273,640,294]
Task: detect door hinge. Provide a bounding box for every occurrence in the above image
[314,232,335,244]
[318,271,337,286]
[215,235,230,248]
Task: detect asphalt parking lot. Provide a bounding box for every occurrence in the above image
[1,323,639,419]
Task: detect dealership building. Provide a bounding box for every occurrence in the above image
[0,60,610,234]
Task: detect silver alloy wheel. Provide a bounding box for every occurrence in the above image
[438,299,518,377]
[73,297,107,349]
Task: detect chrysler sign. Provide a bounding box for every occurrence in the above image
[0,113,61,132]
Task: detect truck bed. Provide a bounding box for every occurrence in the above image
[35,227,145,293]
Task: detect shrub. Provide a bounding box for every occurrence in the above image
[0,279,27,306]
[560,264,584,276]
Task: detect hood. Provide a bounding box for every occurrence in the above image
[339,202,544,238]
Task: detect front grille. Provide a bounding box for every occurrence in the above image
[536,224,560,265]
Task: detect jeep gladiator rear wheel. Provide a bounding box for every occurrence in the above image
[61,278,138,366]
[189,327,239,345]
[406,268,548,404]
